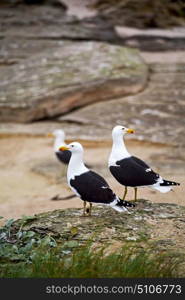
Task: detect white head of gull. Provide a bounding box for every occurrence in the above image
[109,125,134,167]
[52,129,66,152]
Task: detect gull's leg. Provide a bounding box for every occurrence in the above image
[82,201,87,216]
[134,187,138,201]
[122,186,128,201]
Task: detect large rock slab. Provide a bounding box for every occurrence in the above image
[0,4,117,66]
[0,42,148,122]
[59,62,185,146]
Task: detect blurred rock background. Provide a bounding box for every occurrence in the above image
[0,0,184,220]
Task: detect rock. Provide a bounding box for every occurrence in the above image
[0,41,148,122]
[0,4,117,66]
[115,26,185,51]
[1,2,185,70]
[59,62,185,146]
[9,199,185,257]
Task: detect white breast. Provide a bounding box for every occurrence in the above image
[109,144,131,167]
[67,152,89,183]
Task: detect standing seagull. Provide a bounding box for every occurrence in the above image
[109,125,180,201]
[48,129,91,168]
[47,129,75,201]
[59,142,135,216]
[48,129,71,165]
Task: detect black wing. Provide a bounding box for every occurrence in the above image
[132,156,150,169]
[55,150,71,164]
[70,171,116,204]
[110,157,159,187]
[89,171,109,187]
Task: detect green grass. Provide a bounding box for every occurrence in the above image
[0,243,182,278]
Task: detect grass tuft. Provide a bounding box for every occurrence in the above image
[0,243,182,278]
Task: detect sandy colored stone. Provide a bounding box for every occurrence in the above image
[59,62,185,146]
[0,42,148,122]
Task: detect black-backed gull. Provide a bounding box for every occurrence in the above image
[48,129,71,165]
[108,125,180,201]
[59,142,135,216]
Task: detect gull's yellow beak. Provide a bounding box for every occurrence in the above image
[126,128,134,134]
[59,146,69,151]
[47,133,54,137]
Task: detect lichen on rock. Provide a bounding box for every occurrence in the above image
[12,199,185,254]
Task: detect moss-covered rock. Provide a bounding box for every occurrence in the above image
[4,199,185,254]
[1,199,185,277]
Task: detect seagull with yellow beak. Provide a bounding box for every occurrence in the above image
[109,125,180,201]
[59,142,135,216]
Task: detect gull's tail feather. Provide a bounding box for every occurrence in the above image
[110,197,135,212]
[152,179,180,193]
[160,179,180,187]
[118,198,136,208]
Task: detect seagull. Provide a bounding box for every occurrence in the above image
[48,129,71,165]
[59,142,135,216]
[48,129,91,168]
[108,125,180,201]
[47,129,76,201]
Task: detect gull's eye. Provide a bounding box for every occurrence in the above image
[122,127,125,130]
[71,145,74,147]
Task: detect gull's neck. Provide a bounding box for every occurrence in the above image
[67,152,88,181]
[54,136,65,152]
[109,135,131,166]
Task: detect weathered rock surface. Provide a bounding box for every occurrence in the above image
[0,4,117,66]
[12,199,185,269]
[0,41,148,122]
[0,52,185,147]
[0,2,185,143]
[59,62,185,146]
[1,1,185,60]
[116,26,185,51]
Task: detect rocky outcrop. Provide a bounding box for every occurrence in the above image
[59,62,185,147]
[0,41,148,122]
[0,58,184,147]
[14,199,185,242]
[0,2,185,132]
[0,4,117,67]
[5,199,185,273]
